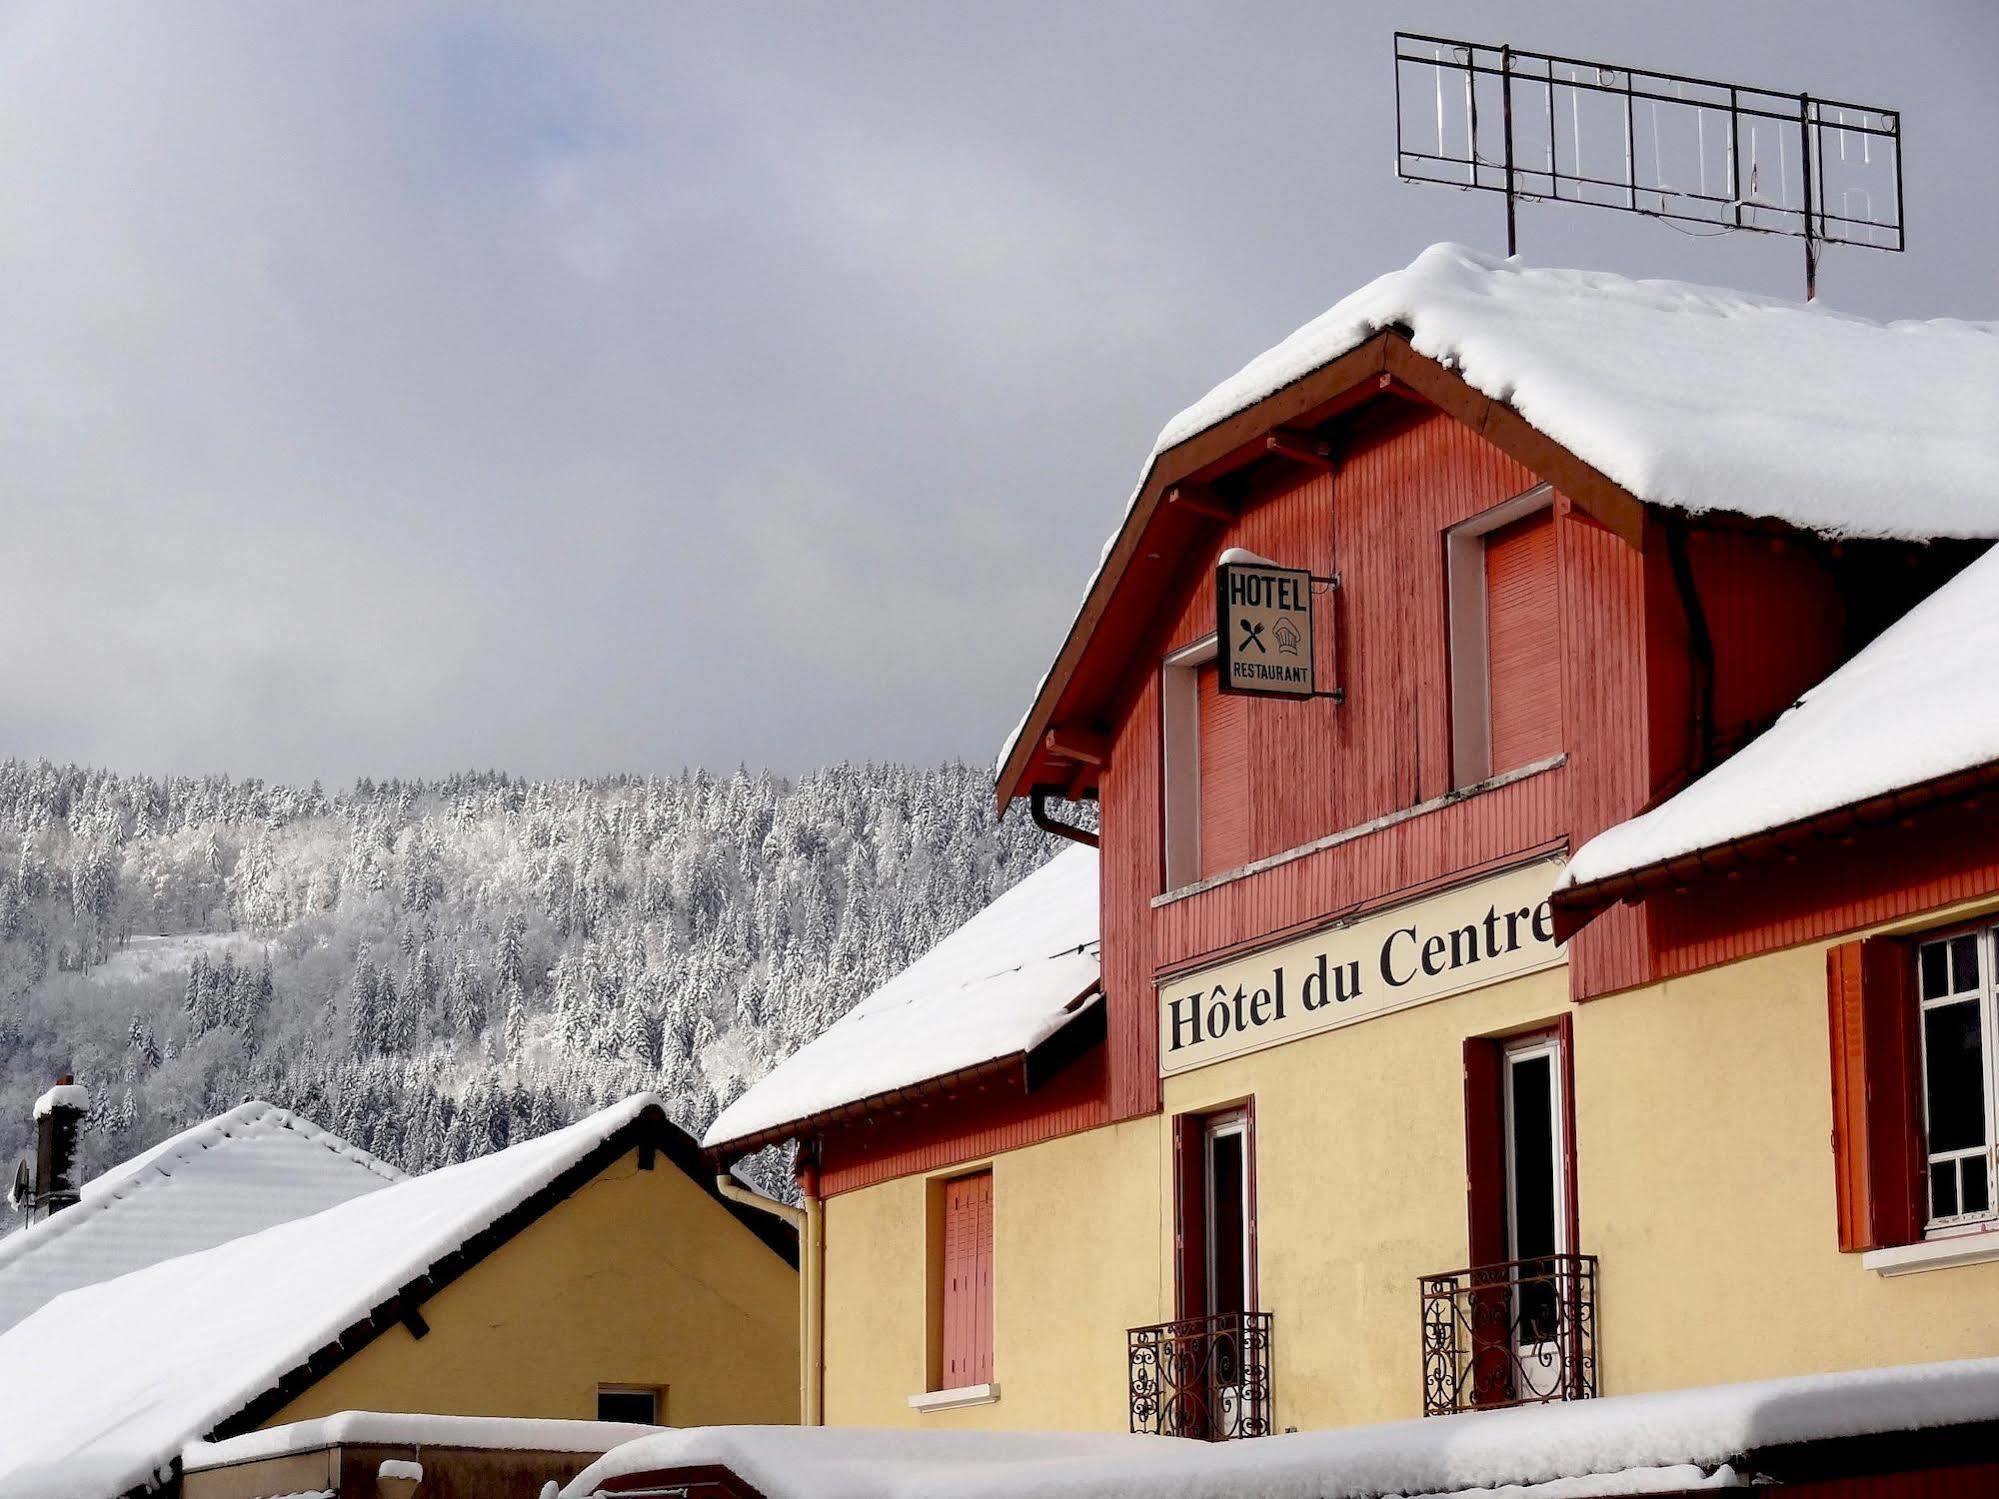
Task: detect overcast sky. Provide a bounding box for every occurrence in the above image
[1,1,1992,785]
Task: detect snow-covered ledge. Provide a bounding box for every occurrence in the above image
[907,1383,1000,1413]
[1863,1231,1999,1277]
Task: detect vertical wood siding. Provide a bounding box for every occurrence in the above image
[817,1049,1110,1197]
[1101,409,1634,1119]
[1197,662,1249,877]
[1485,509,1563,775]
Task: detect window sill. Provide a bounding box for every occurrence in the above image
[907,1383,1000,1413]
[1153,753,1567,907]
[1862,1231,1999,1277]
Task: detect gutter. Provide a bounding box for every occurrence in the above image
[714,1168,822,1427]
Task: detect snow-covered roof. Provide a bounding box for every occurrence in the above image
[1561,542,1999,898]
[0,1094,671,1499]
[564,1354,1999,1499]
[184,1411,663,1471]
[998,243,1999,778]
[0,1100,402,1337]
[705,847,1100,1153]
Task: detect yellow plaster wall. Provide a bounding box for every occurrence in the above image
[822,920,1999,1434]
[822,1118,1162,1430]
[1159,962,1574,1429]
[1579,936,1999,1393]
[266,1146,798,1430]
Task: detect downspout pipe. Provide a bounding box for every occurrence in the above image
[715,1166,823,1425]
[1662,516,1717,776]
[1030,786,1100,848]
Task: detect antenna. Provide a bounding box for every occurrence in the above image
[1393,32,1904,300]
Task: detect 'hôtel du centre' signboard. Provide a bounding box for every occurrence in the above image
[1158,860,1567,1076]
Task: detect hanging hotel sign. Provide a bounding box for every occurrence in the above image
[1215,557,1320,699]
[1157,860,1567,1077]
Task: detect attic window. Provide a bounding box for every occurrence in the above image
[1162,636,1252,888]
[1448,487,1562,788]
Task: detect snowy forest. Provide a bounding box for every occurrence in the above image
[0,759,1061,1206]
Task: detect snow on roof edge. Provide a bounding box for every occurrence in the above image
[996,243,1999,782]
[0,1100,404,1281]
[185,1411,664,1467]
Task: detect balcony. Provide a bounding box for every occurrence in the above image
[1419,1253,1598,1417]
[1128,1311,1274,1440]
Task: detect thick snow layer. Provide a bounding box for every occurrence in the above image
[31,1083,88,1119]
[0,1101,401,1336]
[184,1411,663,1469]
[567,1355,1999,1499]
[0,1094,660,1499]
[997,243,1999,777]
[1562,542,1999,892]
[704,848,1099,1151]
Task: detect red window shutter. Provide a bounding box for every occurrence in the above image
[1197,662,1249,878]
[940,1172,994,1386]
[1462,1036,1508,1267]
[1172,1114,1208,1322]
[1827,938,1924,1251]
[1484,509,1562,775]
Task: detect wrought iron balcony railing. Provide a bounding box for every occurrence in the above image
[1128,1310,1274,1440]
[1420,1253,1598,1417]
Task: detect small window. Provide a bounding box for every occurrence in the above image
[1917,929,1998,1229]
[1448,489,1562,788]
[937,1171,994,1389]
[596,1385,662,1424]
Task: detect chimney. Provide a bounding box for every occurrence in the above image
[32,1076,89,1219]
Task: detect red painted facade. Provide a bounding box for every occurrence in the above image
[809,342,1979,1187]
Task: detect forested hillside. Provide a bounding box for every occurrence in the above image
[0,760,1060,1202]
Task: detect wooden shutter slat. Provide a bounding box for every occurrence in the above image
[1463,1036,1508,1267]
[1827,937,1924,1251]
[1485,509,1562,775]
[1197,662,1250,878]
[939,1172,994,1388]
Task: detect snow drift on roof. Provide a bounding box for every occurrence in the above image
[0,1100,401,1337]
[704,847,1100,1151]
[997,243,1999,777]
[1561,541,1999,895]
[0,1094,659,1499]
[184,1411,663,1470]
[30,1083,88,1119]
[564,1354,1999,1499]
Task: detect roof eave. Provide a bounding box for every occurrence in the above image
[995,330,1651,812]
[706,989,1107,1162]
[1553,755,1999,938]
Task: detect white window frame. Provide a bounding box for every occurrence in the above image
[1202,1112,1253,1318]
[1501,1032,1570,1268]
[1161,635,1218,890]
[1446,485,1554,789]
[1916,926,1999,1235]
[1501,1031,1570,1363]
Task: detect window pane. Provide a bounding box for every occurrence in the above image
[1921,942,1950,999]
[1951,934,1982,992]
[1508,1055,1558,1260]
[1932,1161,1960,1220]
[1207,1130,1246,1318]
[1924,1001,1988,1154]
[597,1388,657,1424]
[1965,1163,1992,1217]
